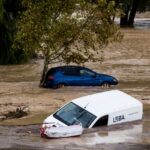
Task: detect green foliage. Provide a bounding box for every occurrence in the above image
[117,0,150,26]
[117,0,150,12]
[0,0,29,64]
[14,0,122,84]
[138,0,150,12]
[0,0,4,22]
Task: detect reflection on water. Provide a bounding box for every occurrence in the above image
[134,19,150,29]
[115,18,150,29]
[83,124,143,145]
[41,124,143,147]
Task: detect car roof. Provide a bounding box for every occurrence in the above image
[50,66,86,70]
[72,90,142,117]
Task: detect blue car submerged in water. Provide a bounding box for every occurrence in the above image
[44,66,118,88]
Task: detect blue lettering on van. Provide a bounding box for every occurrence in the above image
[113,115,125,123]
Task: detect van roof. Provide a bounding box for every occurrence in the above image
[72,90,142,117]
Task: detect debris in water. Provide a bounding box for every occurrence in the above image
[2,106,29,120]
[142,98,149,101]
[0,116,6,120]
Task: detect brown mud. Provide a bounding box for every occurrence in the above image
[0,24,150,149]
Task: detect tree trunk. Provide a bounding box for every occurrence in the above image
[128,0,138,26]
[120,14,128,27]
[39,57,49,87]
[120,2,131,27]
[120,9,129,27]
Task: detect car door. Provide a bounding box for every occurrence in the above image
[63,67,81,86]
[78,69,100,86]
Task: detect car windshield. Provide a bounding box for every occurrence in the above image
[53,102,96,128]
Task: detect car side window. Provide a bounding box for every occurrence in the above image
[80,69,95,76]
[64,68,80,76]
[93,115,108,127]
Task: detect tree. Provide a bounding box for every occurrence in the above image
[0,0,13,64]
[0,0,29,64]
[14,0,122,86]
[118,0,150,27]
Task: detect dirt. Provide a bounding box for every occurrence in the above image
[0,21,150,149]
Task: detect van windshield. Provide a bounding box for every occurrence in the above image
[53,102,96,128]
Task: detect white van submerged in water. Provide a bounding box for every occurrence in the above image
[42,90,143,128]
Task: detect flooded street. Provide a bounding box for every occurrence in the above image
[0,107,149,150]
[0,20,150,149]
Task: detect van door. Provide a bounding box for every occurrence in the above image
[92,115,108,127]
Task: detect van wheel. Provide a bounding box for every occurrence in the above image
[101,82,110,88]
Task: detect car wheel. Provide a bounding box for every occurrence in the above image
[58,83,65,88]
[54,83,65,89]
[101,82,110,88]
[43,82,48,88]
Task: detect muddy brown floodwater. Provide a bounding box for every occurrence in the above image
[0,107,149,150]
[0,21,150,149]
